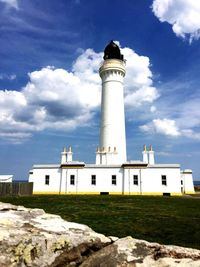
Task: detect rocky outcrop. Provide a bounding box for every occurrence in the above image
[0,202,199,267]
[81,237,200,267]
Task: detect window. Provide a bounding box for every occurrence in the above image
[45,175,50,185]
[181,180,183,185]
[91,175,96,185]
[161,175,167,186]
[112,175,117,185]
[29,171,33,175]
[70,175,75,185]
[133,175,138,185]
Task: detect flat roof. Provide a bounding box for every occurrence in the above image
[32,163,180,169]
[148,164,180,168]
[85,164,122,168]
[32,164,60,169]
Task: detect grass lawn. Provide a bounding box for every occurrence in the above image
[0,195,199,249]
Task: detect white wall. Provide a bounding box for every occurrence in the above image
[123,166,181,195]
[29,164,186,195]
[61,166,123,194]
[181,170,195,193]
[123,168,141,194]
[29,167,61,193]
[141,167,181,194]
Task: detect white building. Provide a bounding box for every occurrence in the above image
[29,41,195,196]
[0,175,13,183]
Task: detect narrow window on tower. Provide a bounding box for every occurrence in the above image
[133,175,138,185]
[161,175,167,186]
[45,175,50,185]
[70,175,75,185]
[112,175,117,185]
[91,175,96,185]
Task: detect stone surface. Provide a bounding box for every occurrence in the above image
[81,237,200,267]
[0,202,111,267]
[0,202,200,267]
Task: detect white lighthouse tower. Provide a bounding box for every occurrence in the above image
[96,41,127,165]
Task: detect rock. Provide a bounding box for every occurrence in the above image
[0,202,200,267]
[0,202,111,267]
[80,237,200,267]
[108,236,119,242]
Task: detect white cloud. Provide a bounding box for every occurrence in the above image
[140,117,200,140]
[0,132,32,144]
[125,86,159,107]
[10,74,16,80]
[138,74,200,141]
[122,47,159,107]
[156,151,171,157]
[152,0,200,42]
[140,118,181,137]
[0,45,158,143]
[181,129,200,140]
[0,0,18,9]
[150,105,157,113]
[177,97,200,129]
[0,73,17,80]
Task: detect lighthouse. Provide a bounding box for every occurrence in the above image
[29,41,195,195]
[96,41,127,165]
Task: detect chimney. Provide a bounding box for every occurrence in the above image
[61,147,67,164]
[142,144,148,163]
[67,146,73,162]
[149,145,155,165]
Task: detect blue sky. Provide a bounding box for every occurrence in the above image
[1,0,200,180]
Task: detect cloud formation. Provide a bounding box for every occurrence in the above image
[138,62,200,142]
[140,118,181,137]
[0,45,158,143]
[1,44,199,144]
[0,0,18,9]
[152,0,200,42]
[141,115,200,140]
[122,47,159,107]
[0,74,16,80]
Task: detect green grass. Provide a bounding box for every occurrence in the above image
[0,195,200,249]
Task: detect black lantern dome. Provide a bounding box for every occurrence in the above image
[103,41,124,61]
